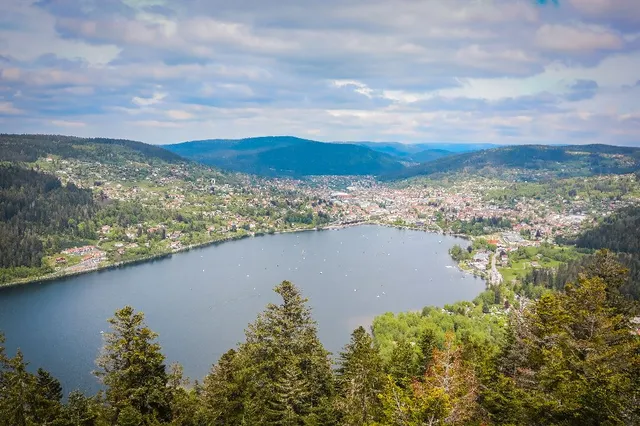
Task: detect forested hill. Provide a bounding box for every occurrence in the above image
[523,206,640,300]
[385,144,640,180]
[0,134,185,164]
[165,136,406,176]
[0,164,97,273]
[574,205,640,254]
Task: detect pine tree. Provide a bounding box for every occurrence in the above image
[62,390,97,426]
[166,362,200,426]
[417,329,437,376]
[510,277,640,425]
[0,350,37,426]
[237,281,334,424]
[387,339,420,384]
[33,368,63,425]
[335,326,385,425]
[379,334,479,426]
[94,306,172,425]
[200,349,244,425]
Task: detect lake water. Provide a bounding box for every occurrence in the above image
[0,225,484,394]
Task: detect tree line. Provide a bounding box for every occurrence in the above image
[0,164,97,270]
[524,206,640,301]
[1,253,638,425]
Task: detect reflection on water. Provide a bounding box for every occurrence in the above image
[0,225,484,393]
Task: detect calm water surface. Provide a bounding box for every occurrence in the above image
[0,225,484,393]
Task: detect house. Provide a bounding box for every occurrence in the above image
[55,257,67,264]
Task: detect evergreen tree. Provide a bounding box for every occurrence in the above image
[61,390,97,426]
[0,350,37,426]
[33,368,63,425]
[166,362,200,426]
[200,349,244,425]
[417,329,437,376]
[94,306,172,425]
[498,277,640,425]
[236,281,334,425]
[387,339,420,384]
[335,326,385,425]
[379,334,479,425]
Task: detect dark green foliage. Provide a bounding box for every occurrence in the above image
[573,205,640,254]
[200,350,244,425]
[239,281,335,424]
[491,276,640,425]
[0,164,96,270]
[449,244,471,262]
[61,391,98,426]
[95,306,172,425]
[386,144,640,180]
[33,368,63,424]
[335,327,385,425]
[0,134,184,164]
[521,249,640,301]
[165,137,405,177]
[448,216,512,235]
[200,281,335,425]
[0,348,37,426]
[387,340,421,384]
[1,260,638,425]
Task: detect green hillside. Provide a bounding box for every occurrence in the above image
[0,134,184,164]
[386,144,640,180]
[165,136,406,176]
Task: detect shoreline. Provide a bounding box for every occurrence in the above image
[0,220,469,289]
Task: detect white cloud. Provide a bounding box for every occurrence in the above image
[166,110,194,120]
[0,101,23,114]
[131,92,167,106]
[133,120,183,128]
[51,119,86,127]
[535,24,624,52]
[0,0,637,145]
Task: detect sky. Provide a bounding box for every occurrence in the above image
[0,0,639,146]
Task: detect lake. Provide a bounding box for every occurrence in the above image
[0,225,485,394]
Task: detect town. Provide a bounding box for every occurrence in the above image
[30,155,640,286]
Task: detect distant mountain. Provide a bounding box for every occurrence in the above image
[410,149,453,163]
[384,144,640,180]
[351,141,499,157]
[0,134,184,164]
[165,136,406,176]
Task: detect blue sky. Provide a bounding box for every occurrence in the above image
[0,0,639,145]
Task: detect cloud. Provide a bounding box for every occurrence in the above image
[0,101,23,115]
[0,0,637,145]
[133,120,183,128]
[166,109,193,120]
[51,119,86,127]
[534,24,624,52]
[131,92,166,106]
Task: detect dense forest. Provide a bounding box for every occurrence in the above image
[1,256,638,425]
[0,164,96,271]
[572,205,640,254]
[523,206,640,300]
[385,144,640,181]
[0,134,184,164]
[165,137,405,177]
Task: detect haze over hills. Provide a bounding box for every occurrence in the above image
[385,144,640,180]
[165,136,407,177]
[352,141,498,158]
[166,136,640,179]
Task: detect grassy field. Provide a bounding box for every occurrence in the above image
[499,244,583,284]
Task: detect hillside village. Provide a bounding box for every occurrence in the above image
[31,150,640,286]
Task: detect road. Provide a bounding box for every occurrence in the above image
[490,250,503,285]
